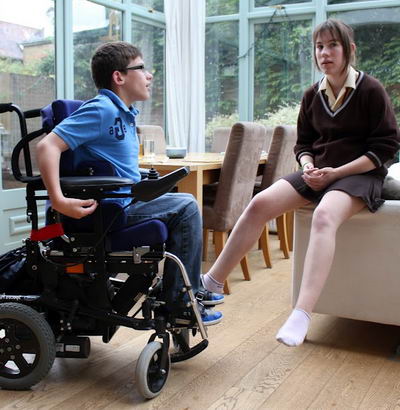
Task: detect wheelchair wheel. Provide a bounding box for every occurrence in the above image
[135,341,170,399]
[0,303,56,390]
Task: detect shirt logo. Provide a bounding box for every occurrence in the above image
[109,117,127,140]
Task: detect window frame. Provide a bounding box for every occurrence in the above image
[206,0,400,122]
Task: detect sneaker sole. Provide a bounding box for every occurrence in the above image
[174,315,223,327]
[203,315,223,326]
[202,298,225,306]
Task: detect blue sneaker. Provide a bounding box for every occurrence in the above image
[174,303,223,327]
[200,289,225,306]
[200,305,223,326]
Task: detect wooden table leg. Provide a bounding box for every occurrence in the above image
[176,170,203,213]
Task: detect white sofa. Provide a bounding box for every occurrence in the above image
[292,200,400,326]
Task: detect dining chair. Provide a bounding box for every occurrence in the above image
[211,127,231,153]
[254,125,298,268]
[202,122,266,294]
[211,126,272,154]
[137,125,167,155]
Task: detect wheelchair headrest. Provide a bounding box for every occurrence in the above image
[41,99,84,133]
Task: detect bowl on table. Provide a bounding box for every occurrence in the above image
[166,147,187,159]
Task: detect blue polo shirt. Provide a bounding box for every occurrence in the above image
[53,89,141,205]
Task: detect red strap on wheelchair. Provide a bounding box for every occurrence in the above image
[30,223,65,242]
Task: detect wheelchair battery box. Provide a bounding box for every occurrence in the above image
[56,336,91,358]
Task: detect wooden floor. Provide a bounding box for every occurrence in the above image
[2,235,400,409]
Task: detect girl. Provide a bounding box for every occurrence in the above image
[201,18,400,346]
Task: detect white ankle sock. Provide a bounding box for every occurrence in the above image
[276,308,311,347]
[201,273,224,294]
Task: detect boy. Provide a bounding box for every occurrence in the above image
[37,41,223,325]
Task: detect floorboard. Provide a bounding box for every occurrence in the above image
[1,235,400,409]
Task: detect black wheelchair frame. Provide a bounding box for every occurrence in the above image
[0,102,208,399]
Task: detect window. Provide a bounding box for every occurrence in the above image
[205,21,239,148]
[254,18,312,120]
[132,0,164,13]
[132,20,165,127]
[73,0,122,100]
[328,0,376,4]
[206,0,239,17]
[0,0,55,189]
[255,0,311,7]
[329,7,400,123]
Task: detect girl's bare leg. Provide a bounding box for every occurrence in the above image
[202,179,309,292]
[276,190,365,346]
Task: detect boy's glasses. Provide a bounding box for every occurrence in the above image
[121,64,147,73]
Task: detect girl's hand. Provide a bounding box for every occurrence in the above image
[302,162,315,172]
[302,167,338,191]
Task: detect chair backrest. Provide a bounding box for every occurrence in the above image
[41,99,84,133]
[41,100,84,176]
[211,127,231,153]
[211,125,273,154]
[260,125,298,190]
[136,125,166,155]
[263,125,274,153]
[203,122,266,232]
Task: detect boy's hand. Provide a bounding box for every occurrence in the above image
[52,197,98,219]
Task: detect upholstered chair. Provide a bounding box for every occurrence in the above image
[202,122,266,294]
[254,125,298,268]
[137,125,166,155]
[210,127,231,153]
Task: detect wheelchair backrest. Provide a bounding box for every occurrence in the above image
[41,99,84,133]
[41,100,83,177]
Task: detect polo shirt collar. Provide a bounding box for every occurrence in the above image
[99,88,139,116]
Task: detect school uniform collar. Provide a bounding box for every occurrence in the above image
[318,66,358,93]
[318,66,359,110]
[317,68,364,118]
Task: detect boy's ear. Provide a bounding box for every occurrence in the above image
[111,70,125,86]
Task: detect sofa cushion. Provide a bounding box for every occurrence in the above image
[382,175,400,199]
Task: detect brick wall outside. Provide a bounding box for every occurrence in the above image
[0,72,55,189]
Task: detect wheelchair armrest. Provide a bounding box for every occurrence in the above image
[131,167,189,202]
[60,176,134,194]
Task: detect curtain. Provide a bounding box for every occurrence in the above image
[165,0,205,152]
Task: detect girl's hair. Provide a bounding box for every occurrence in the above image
[91,41,142,90]
[313,18,356,72]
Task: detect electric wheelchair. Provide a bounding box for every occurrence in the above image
[0,100,209,399]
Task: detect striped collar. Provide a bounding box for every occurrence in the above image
[318,66,359,112]
[318,70,364,118]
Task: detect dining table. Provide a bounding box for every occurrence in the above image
[139,152,267,213]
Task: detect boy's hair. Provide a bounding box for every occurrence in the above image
[91,41,142,90]
[313,18,356,72]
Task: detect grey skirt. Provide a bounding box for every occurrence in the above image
[282,170,385,213]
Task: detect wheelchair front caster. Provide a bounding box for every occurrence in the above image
[0,303,56,390]
[135,341,170,399]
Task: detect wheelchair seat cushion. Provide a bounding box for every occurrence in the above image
[57,202,168,251]
[108,219,168,251]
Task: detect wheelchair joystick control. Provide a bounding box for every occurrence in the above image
[147,167,159,180]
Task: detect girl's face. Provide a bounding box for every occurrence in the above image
[315,30,349,78]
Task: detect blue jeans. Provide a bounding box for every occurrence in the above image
[125,193,202,306]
